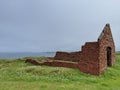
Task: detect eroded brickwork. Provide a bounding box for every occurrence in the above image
[41,61,78,69]
[54,24,115,75]
[25,59,78,69]
[54,51,81,62]
[98,24,115,74]
[79,42,99,75]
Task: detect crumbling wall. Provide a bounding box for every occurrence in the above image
[25,59,78,69]
[25,59,40,65]
[54,51,81,62]
[41,61,78,68]
[79,42,100,75]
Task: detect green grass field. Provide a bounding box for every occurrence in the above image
[0,53,120,90]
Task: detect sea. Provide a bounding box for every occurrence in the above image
[0,52,56,59]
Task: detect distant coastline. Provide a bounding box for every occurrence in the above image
[0,52,56,59]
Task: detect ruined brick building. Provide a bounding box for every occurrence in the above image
[26,24,115,75]
[54,24,115,75]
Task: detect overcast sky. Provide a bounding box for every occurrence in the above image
[0,0,120,52]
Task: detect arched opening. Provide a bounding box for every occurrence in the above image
[107,47,112,66]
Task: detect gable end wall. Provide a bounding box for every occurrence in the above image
[98,25,115,74]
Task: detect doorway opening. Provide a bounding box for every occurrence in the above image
[107,47,112,66]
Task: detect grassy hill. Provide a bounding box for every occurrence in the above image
[0,53,120,90]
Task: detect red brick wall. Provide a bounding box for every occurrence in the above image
[25,59,78,69]
[79,42,100,75]
[98,24,115,74]
[54,51,81,62]
[41,61,78,69]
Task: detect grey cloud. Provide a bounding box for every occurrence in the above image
[0,0,120,52]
